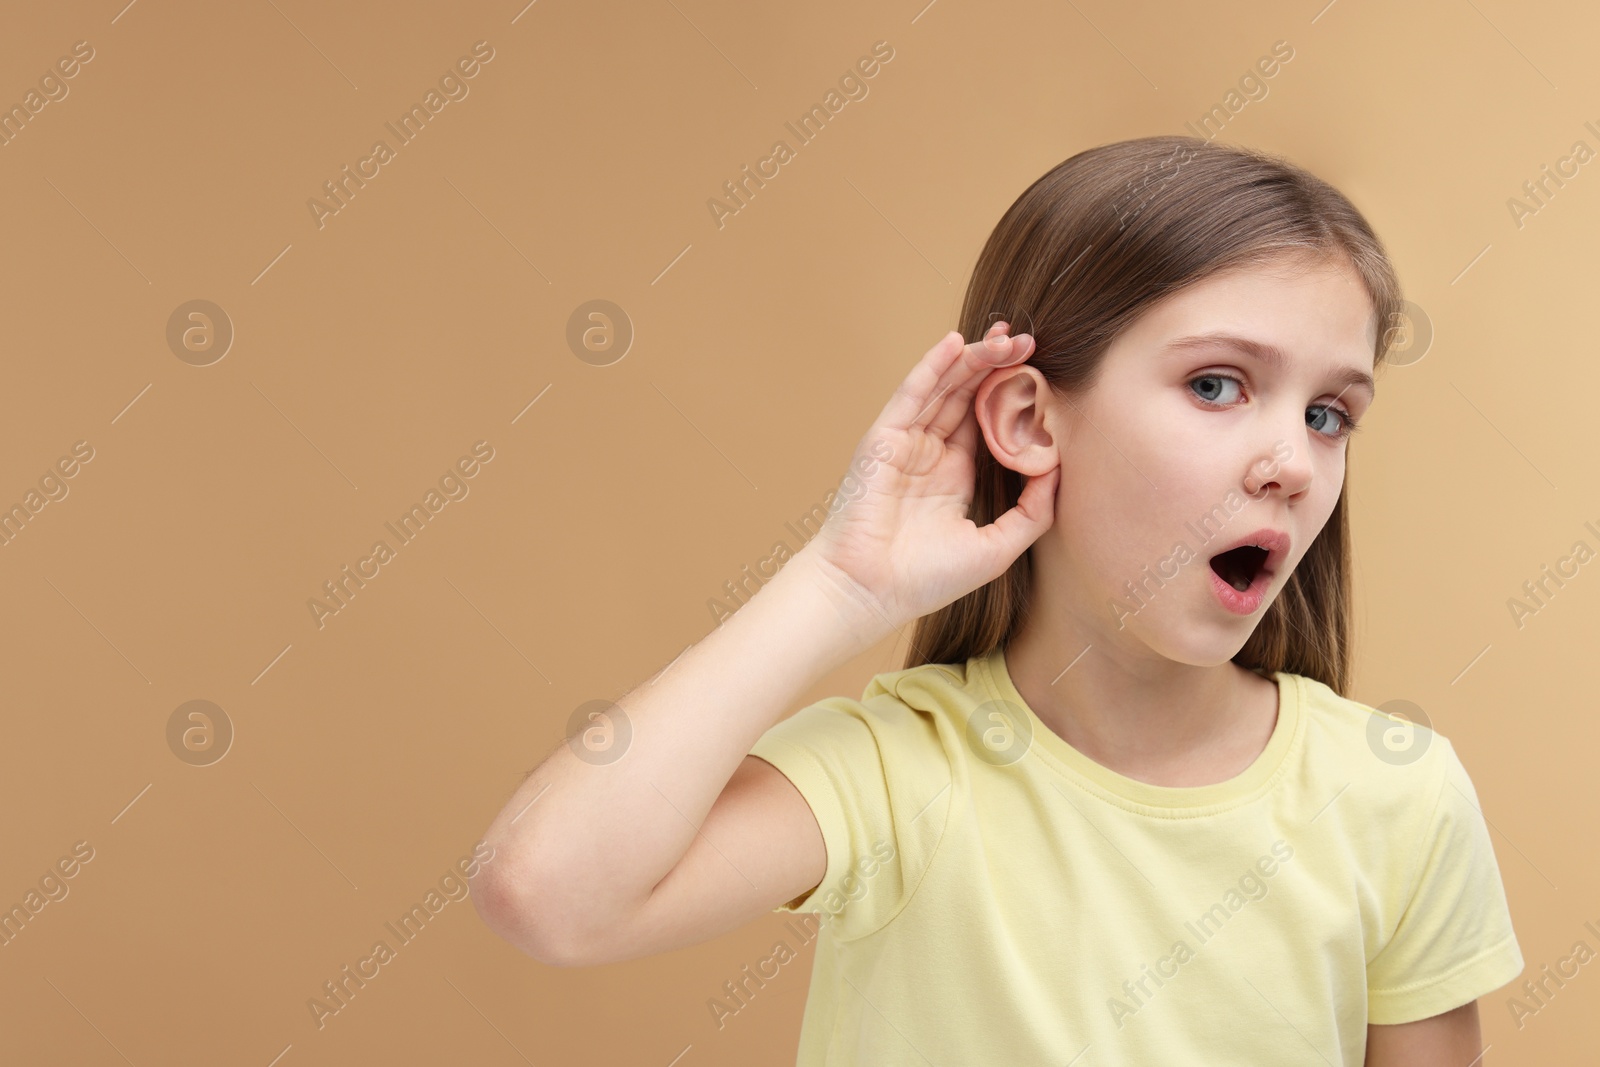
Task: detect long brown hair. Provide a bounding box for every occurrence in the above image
[901,135,1404,697]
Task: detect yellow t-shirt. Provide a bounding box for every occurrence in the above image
[747,645,1524,1065]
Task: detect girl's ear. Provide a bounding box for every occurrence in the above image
[974,365,1065,478]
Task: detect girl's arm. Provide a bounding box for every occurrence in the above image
[470,325,1057,966]
[1365,1000,1483,1066]
[470,547,884,966]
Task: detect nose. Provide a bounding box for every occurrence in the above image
[1243,431,1313,501]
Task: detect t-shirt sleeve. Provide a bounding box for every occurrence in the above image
[747,690,951,942]
[1366,737,1526,1024]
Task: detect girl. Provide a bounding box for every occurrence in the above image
[471,136,1524,1066]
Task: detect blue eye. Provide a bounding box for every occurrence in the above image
[1189,374,1242,405]
[1189,373,1361,441]
[1307,405,1359,440]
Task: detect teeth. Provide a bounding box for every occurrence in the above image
[1229,574,1251,592]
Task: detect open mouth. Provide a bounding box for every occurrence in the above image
[1208,545,1269,592]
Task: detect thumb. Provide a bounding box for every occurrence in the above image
[978,467,1060,568]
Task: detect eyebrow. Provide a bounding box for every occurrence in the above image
[1165,332,1376,401]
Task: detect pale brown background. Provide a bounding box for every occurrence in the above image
[0,0,1593,1063]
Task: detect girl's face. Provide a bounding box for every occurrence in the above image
[982,254,1380,666]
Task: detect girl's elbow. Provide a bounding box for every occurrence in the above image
[469,854,595,967]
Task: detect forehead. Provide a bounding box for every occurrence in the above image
[1112,258,1379,380]
[1165,259,1372,344]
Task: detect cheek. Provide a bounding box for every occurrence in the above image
[1056,465,1202,587]
[1318,447,1347,499]
[1299,455,1346,537]
[1094,390,1203,483]
[1135,391,1244,489]
[1060,387,1229,556]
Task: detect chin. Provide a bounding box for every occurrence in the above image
[1161,645,1252,670]
[1130,617,1256,670]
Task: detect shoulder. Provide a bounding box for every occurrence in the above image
[856,657,997,758]
[770,656,983,749]
[751,657,973,802]
[747,659,971,936]
[862,658,974,713]
[1285,671,1463,833]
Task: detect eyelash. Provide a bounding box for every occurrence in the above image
[1187,372,1362,440]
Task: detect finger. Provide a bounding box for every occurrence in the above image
[917,331,1035,441]
[943,401,980,461]
[976,466,1059,571]
[872,328,1032,443]
[872,331,971,436]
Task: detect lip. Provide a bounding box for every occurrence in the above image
[1207,528,1291,578]
[1209,563,1273,615]
[1206,528,1290,616]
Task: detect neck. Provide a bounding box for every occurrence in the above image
[1003,615,1270,783]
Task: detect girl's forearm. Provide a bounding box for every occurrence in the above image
[472,545,887,950]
